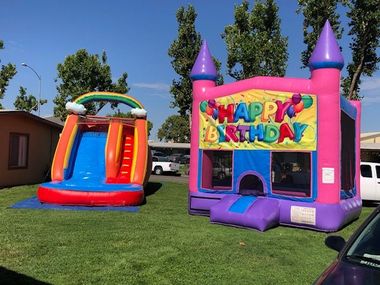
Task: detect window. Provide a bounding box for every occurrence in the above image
[271,152,311,197]
[341,111,356,191]
[202,150,233,190]
[361,165,372,178]
[8,133,29,169]
[376,166,380,179]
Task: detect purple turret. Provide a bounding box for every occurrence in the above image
[309,20,344,71]
[190,40,217,81]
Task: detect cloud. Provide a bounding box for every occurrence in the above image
[132,82,170,92]
[361,77,380,91]
[131,108,147,117]
[66,102,86,114]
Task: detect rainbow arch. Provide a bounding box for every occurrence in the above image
[74,91,144,109]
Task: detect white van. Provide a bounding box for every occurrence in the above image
[360,162,380,202]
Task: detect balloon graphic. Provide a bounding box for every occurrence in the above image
[212,109,218,119]
[206,106,214,116]
[200,101,208,112]
[208,99,216,108]
[292,93,302,105]
[287,105,295,118]
[302,95,313,109]
[294,101,304,113]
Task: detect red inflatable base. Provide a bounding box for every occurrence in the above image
[37,186,144,206]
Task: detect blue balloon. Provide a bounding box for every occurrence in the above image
[212,108,218,119]
[287,105,295,118]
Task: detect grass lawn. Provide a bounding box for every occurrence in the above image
[0,181,374,285]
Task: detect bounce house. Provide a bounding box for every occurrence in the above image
[188,21,362,232]
[38,92,150,206]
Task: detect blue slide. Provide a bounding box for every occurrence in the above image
[42,131,140,192]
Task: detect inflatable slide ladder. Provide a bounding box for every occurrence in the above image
[210,195,280,231]
[115,128,134,183]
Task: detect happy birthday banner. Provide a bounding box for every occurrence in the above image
[199,89,317,151]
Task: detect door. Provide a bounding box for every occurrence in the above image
[238,174,265,196]
[360,164,377,201]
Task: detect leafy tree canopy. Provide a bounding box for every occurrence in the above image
[14,86,47,113]
[157,115,190,143]
[223,0,288,80]
[54,49,129,121]
[297,0,344,68]
[0,40,17,109]
[168,5,223,117]
[342,0,380,99]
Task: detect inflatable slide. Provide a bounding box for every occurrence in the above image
[38,92,150,206]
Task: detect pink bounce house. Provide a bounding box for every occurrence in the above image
[188,21,362,232]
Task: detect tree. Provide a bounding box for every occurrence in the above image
[108,110,154,138]
[14,86,47,112]
[162,5,223,143]
[168,5,223,117]
[222,0,288,80]
[297,0,344,68]
[54,49,129,121]
[0,40,17,109]
[342,0,380,100]
[157,115,190,143]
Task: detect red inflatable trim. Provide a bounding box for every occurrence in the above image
[37,186,144,206]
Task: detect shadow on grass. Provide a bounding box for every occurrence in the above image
[0,266,50,285]
[142,182,163,206]
[145,182,163,197]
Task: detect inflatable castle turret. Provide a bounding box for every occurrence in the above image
[188,20,362,232]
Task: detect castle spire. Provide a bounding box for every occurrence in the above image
[308,20,344,71]
[190,40,217,81]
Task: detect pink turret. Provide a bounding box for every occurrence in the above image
[310,20,344,204]
[189,40,217,192]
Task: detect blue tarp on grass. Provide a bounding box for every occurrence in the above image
[10,196,139,212]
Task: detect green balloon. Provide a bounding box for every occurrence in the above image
[302,95,313,109]
[200,101,208,112]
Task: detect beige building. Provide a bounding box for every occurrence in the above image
[0,110,63,188]
[361,132,380,162]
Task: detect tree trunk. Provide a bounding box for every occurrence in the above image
[348,56,364,100]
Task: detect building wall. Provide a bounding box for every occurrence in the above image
[361,137,380,143]
[0,114,61,187]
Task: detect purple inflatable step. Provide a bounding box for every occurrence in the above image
[210,195,280,231]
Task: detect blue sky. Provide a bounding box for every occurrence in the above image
[1,0,379,139]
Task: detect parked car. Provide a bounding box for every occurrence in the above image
[152,151,166,157]
[167,153,190,164]
[180,155,191,164]
[360,162,380,202]
[167,153,183,163]
[151,156,180,175]
[314,205,380,284]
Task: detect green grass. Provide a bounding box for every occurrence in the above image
[0,182,374,285]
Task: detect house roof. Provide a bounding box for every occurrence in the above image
[43,115,65,126]
[0,110,63,129]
